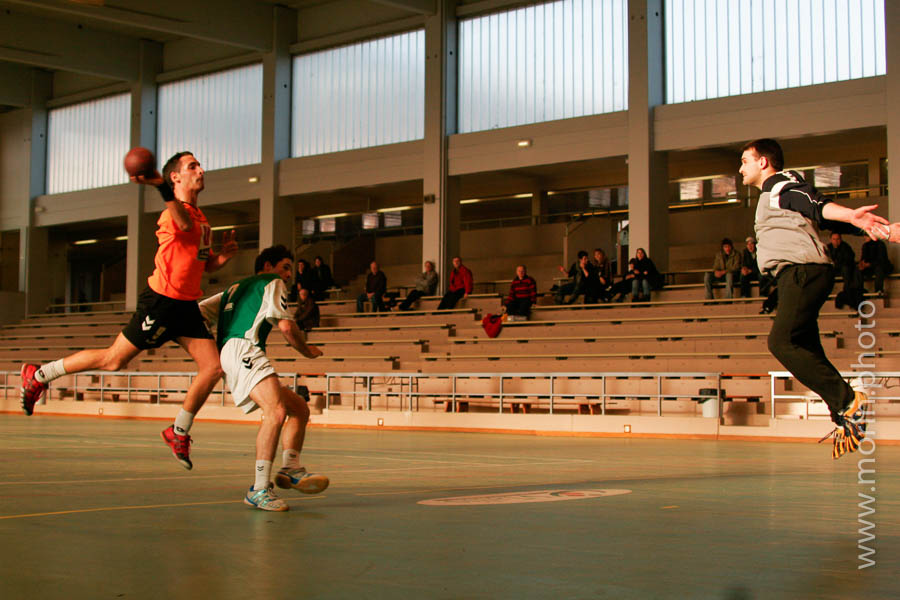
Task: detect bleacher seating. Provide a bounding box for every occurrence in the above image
[2,274,898,420]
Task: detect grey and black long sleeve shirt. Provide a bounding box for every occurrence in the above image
[754,170,859,276]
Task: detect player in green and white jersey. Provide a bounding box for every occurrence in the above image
[200,245,327,512]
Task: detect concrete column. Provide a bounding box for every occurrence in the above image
[422,0,459,293]
[626,0,669,271]
[20,70,52,314]
[258,5,296,251]
[886,0,900,265]
[125,40,163,311]
[531,185,547,226]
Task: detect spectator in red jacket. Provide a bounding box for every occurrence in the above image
[504,265,537,319]
[438,256,473,309]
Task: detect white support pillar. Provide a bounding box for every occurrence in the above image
[626,0,669,271]
[20,70,52,315]
[125,40,162,311]
[422,0,459,293]
[259,5,296,251]
[886,0,900,265]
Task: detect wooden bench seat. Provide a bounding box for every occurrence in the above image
[449,331,839,344]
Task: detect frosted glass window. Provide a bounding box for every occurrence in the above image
[292,30,425,157]
[665,0,886,104]
[362,213,379,230]
[459,0,627,133]
[383,212,402,228]
[711,176,736,198]
[47,93,130,194]
[157,64,262,171]
[814,166,841,187]
[319,218,336,233]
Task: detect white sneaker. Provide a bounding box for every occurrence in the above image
[275,467,330,494]
[244,483,289,512]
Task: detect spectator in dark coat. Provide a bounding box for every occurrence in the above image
[438,257,473,309]
[592,248,614,302]
[858,238,893,294]
[310,256,334,300]
[554,251,596,304]
[739,236,773,298]
[397,261,439,311]
[357,261,388,312]
[611,258,637,302]
[289,259,315,302]
[503,265,538,319]
[632,248,661,302]
[827,232,862,292]
[704,238,742,299]
[293,288,320,332]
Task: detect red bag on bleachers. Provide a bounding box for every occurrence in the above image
[482,313,505,338]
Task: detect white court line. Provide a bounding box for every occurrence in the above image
[0,494,326,521]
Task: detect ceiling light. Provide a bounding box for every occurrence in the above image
[460,199,481,205]
[115,235,128,241]
[316,213,348,219]
[248,176,259,183]
[513,193,532,199]
[210,225,237,231]
[517,139,532,148]
[74,239,97,245]
[376,206,412,213]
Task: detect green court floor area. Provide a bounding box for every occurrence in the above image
[1,415,897,599]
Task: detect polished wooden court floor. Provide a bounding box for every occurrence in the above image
[1,414,897,599]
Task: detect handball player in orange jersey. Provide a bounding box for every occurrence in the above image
[20,152,238,470]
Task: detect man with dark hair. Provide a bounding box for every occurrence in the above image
[310,256,334,300]
[858,237,893,295]
[704,238,741,299]
[199,245,327,512]
[555,250,595,304]
[739,236,769,298]
[20,152,237,470]
[740,138,897,459]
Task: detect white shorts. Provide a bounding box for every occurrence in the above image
[220,338,277,414]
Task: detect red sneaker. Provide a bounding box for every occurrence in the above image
[20,363,48,416]
[160,425,193,470]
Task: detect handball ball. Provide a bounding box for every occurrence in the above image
[123,147,157,178]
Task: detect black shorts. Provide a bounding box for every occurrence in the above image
[122,287,213,350]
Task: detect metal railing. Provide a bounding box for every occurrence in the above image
[769,371,900,420]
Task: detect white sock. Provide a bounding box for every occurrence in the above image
[35,359,66,383]
[282,449,301,470]
[254,460,273,491]
[173,409,194,436]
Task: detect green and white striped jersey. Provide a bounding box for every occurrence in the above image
[199,274,293,351]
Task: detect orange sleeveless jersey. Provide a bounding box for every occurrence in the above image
[147,203,212,301]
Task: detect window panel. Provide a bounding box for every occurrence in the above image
[157,64,262,171]
[47,93,130,194]
[459,0,627,133]
[666,0,886,104]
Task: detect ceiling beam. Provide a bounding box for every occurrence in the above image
[0,62,34,107]
[367,0,436,15]
[3,0,273,52]
[0,11,140,80]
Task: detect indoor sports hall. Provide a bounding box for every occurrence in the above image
[1,1,899,598]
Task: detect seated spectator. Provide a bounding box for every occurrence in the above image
[827,232,862,292]
[631,248,661,302]
[289,258,314,302]
[554,251,596,304]
[503,265,537,319]
[858,238,893,295]
[311,256,334,300]
[591,248,614,302]
[356,261,388,312]
[739,237,773,298]
[611,258,637,302]
[437,257,473,309]
[293,288,320,332]
[397,261,439,311]
[704,238,741,299]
